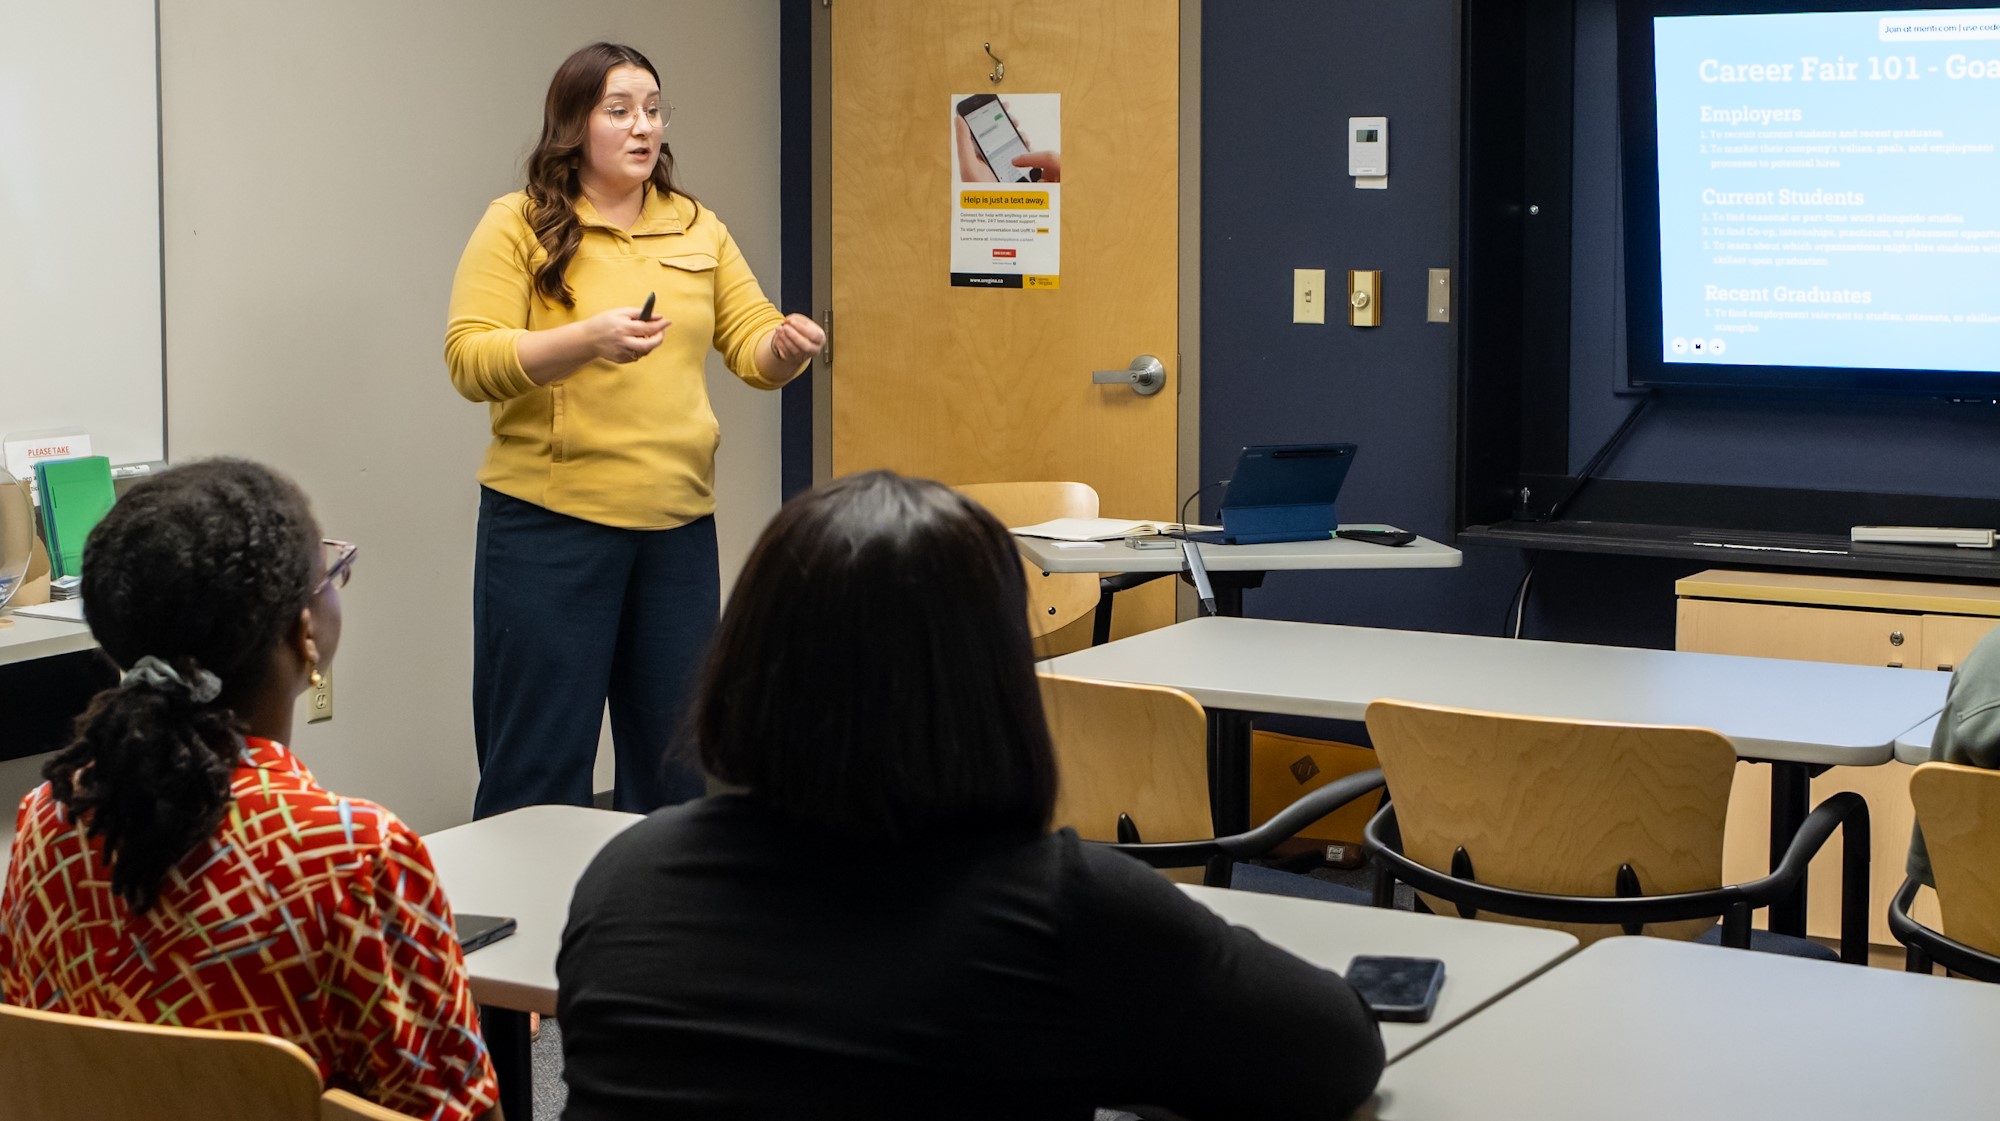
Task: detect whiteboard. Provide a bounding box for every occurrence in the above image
[0,0,166,468]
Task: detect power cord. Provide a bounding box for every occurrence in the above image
[1500,553,1539,639]
[1504,393,1654,638]
[1176,479,1230,535]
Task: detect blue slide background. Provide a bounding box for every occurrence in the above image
[1654,8,2000,373]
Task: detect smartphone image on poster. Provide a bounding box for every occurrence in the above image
[955,94,1034,183]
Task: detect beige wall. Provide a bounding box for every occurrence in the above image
[160,1,785,831]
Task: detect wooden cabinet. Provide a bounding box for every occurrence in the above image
[1678,570,2000,946]
[1677,599,1922,668]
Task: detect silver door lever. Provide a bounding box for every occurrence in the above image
[1090,355,1166,396]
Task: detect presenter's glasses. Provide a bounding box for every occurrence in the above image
[603,103,674,131]
[318,539,358,593]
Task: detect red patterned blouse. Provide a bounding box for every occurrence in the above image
[0,737,498,1121]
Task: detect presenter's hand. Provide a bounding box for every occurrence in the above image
[584,306,670,364]
[769,314,826,366]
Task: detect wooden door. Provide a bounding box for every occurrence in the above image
[830,0,1181,637]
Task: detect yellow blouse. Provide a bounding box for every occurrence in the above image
[445,188,785,529]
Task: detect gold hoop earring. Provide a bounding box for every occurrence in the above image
[309,667,325,689]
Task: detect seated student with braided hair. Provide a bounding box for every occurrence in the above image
[0,459,500,1121]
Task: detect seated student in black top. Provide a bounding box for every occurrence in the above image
[554,470,1385,1121]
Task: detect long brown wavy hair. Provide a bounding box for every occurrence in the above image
[525,42,697,308]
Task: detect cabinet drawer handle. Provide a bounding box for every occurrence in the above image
[1888,661,1904,669]
[1939,664,1954,672]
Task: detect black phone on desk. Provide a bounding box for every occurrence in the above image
[1336,528,1416,547]
[1346,955,1444,1022]
[455,913,517,953]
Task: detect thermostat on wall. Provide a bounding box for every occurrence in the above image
[1349,116,1387,189]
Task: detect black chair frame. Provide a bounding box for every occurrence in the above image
[1092,572,1166,645]
[1104,769,1386,888]
[1362,790,1872,963]
[1888,876,2000,983]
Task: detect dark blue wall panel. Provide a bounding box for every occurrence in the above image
[1201,0,1524,637]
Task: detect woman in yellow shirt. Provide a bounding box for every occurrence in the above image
[446,42,822,817]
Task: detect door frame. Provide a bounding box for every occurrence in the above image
[806,0,1203,562]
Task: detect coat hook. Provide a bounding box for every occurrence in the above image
[984,41,1005,85]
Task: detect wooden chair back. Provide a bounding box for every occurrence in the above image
[1909,761,2000,956]
[1365,700,1738,945]
[956,481,1100,640]
[0,1002,322,1121]
[1040,674,1213,849]
[321,1090,423,1121]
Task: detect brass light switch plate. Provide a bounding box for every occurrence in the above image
[1348,269,1382,327]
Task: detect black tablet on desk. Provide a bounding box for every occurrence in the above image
[1180,443,1357,545]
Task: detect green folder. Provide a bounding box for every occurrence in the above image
[35,456,116,580]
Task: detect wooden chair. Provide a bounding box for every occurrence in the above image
[1040,674,1383,898]
[0,1002,323,1121]
[957,481,1103,646]
[1362,700,1871,961]
[1042,673,1213,847]
[1889,762,2000,982]
[322,1089,425,1120]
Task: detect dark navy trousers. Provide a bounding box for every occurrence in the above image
[471,487,718,818]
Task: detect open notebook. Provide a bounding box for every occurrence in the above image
[1008,518,1213,542]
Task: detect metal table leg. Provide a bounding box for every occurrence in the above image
[1207,708,1255,836]
[1767,760,1814,937]
[481,1006,533,1121]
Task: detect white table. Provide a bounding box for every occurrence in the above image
[1897,714,1939,764]
[1181,883,1577,1061]
[425,804,641,1121]
[424,804,641,1014]
[1044,617,1948,933]
[1043,617,1944,766]
[1016,525,1460,623]
[1016,526,1462,575]
[1367,936,2000,1120]
[0,610,94,667]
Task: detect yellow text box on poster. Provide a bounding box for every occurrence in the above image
[959,190,1051,210]
[1025,275,1060,290]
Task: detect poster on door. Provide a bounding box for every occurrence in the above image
[950,93,1059,289]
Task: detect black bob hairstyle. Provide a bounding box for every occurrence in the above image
[690,470,1058,843]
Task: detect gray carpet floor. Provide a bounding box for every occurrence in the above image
[531,1018,567,1119]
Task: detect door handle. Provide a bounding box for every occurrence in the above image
[1090,354,1166,396]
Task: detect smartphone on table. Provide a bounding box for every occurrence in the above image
[1345,955,1445,1023]
[955,94,1034,183]
[454,913,518,954]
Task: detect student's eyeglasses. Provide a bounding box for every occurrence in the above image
[318,539,358,593]
[602,103,673,130]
